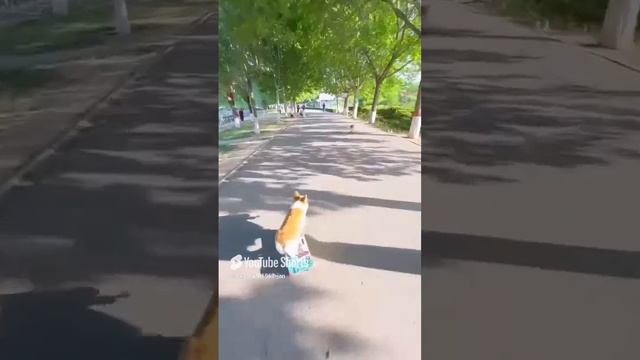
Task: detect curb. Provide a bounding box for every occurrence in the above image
[0,10,215,200]
[347,114,422,147]
[570,45,640,75]
[219,123,293,184]
[461,1,640,77]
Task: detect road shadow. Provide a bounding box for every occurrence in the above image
[0,287,184,360]
[425,48,540,64]
[0,18,217,287]
[220,181,421,215]
[218,213,289,277]
[219,280,366,359]
[422,22,640,185]
[223,117,420,185]
[306,235,421,275]
[424,230,640,279]
[424,27,561,43]
[0,15,218,347]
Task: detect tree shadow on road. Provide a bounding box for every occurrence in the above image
[0,18,218,351]
[220,181,421,216]
[422,24,640,185]
[424,27,561,43]
[0,19,217,287]
[0,287,184,360]
[218,213,289,277]
[423,230,640,279]
[219,280,367,359]
[306,235,421,275]
[223,117,420,184]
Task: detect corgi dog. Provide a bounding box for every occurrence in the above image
[275,191,309,257]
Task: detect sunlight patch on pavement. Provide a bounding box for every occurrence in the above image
[148,189,210,206]
[0,236,76,252]
[58,172,213,188]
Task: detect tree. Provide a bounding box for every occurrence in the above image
[379,0,422,138]
[114,0,130,35]
[314,0,371,120]
[221,0,325,125]
[600,0,640,50]
[359,0,419,124]
[220,0,271,134]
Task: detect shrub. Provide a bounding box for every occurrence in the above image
[495,0,610,24]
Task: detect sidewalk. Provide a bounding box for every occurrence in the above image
[218,114,308,181]
[218,112,421,359]
[0,10,214,197]
[465,0,640,74]
[424,1,640,359]
[0,14,216,360]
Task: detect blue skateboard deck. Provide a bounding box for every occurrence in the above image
[286,236,314,275]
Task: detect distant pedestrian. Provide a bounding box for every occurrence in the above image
[322,103,326,112]
[297,104,300,114]
[239,109,244,122]
[301,104,306,117]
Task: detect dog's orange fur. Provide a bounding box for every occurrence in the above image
[179,291,218,360]
[276,191,309,250]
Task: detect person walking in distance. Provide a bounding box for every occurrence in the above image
[239,108,244,122]
[322,102,326,112]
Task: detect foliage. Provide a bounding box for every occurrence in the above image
[356,106,413,132]
[359,0,421,82]
[220,0,420,115]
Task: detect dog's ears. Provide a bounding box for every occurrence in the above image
[293,191,308,202]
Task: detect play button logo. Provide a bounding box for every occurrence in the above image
[230,254,243,270]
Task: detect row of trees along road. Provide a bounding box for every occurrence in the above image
[220,0,421,138]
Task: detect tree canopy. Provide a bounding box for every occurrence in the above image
[220,0,420,121]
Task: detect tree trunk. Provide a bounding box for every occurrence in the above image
[252,95,259,134]
[600,0,640,50]
[275,79,281,117]
[52,0,68,15]
[343,93,349,116]
[245,95,253,115]
[352,87,360,119]
[370,79,383,124]
[245,76,259,134]
[113,0,131,35]
[408,83,421,139]
[227,86,241,128]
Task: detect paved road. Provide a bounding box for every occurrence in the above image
[219,113,421,359]
[423,1,640,359]
[0,16,216,360]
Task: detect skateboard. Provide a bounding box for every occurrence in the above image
[286,236,314,275]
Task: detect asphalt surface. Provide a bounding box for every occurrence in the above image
[0,15,217,360]
[423,1,640,359]
[219,112,421,359]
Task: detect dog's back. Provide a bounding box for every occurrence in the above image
[276,191,309,255]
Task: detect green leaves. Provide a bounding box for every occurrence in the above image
[220,0,420,107]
